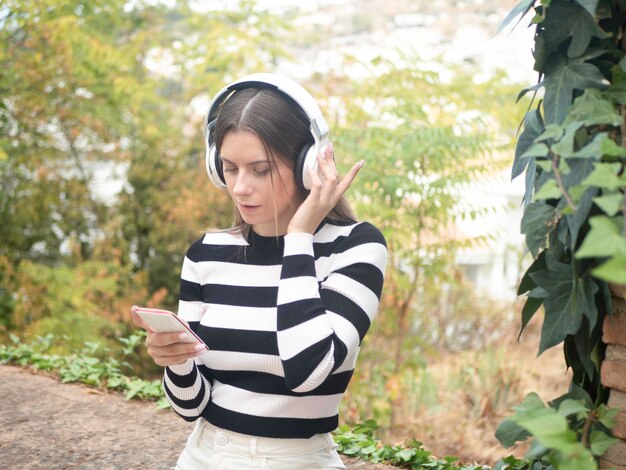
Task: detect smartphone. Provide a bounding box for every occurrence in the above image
[131,305,207,349]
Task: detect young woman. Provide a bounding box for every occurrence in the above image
[133,74,387,469]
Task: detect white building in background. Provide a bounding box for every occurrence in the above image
[454,171,528,301]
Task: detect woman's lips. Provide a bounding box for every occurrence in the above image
[238,203,259,214]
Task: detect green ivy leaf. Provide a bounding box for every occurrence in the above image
[551,128,577,159]
[589,430,618,456]
[593,192,623,217]
[520,296,545,340]
[573,0,599,17]
[549,384,593,409]
[524,159,538,208]
[581,162,623,190]
[495,419,531,448]
[572,320,601,380]
[541,55,607,125]
[561,159,595,190]
[566,186,597,246]
[536,123,565,142]
[513,109,544,181]
[597,404,620,428]
[523,142,550,159]
[543,1,610,57]
[521,203,558,257]
[536,160,554,172]
[555,451,598,470]
[575,216,626,259]
[605,65,626,104]
[508,403,579,454]
[514,392,546,413]
[497,0,536,33]
[565,89,622,128]
[572,133,626,160]
[534,179,562,200]
[518,250,547,295]
[592,255,626,284]
[599,137,626,158]
[530,256,598,354]
[556,399,588,417]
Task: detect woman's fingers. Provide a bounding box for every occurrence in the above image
[315,153,337,203]
[147,340,201,358]
[336,159,364,195]
[306,163,323,196]
[319,148,338,184]
[146,331,193,347]
[148,341,204,366]
[143,330,205,366]
[151,347,202,367]
[313,145,363,203]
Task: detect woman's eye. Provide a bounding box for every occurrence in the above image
[254,168,270,176]
[223,167,237,174]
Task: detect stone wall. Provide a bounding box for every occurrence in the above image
[600,294,626,469]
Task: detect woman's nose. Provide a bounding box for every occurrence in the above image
[232,172,253,196]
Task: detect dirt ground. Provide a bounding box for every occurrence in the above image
[0,365,396,469]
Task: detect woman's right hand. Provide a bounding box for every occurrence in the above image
[132,311,205,367]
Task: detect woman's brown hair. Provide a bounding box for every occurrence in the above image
[213,87,357,240]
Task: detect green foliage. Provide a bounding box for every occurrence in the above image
[513,0,625,395]
[0,0,290,315]
[333,420,493,469]
[0,333,168,407]
[1,0,161,265]
[496,390,618,469]
[502,0,625,466]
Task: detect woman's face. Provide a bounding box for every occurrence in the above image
[220,130,303,236]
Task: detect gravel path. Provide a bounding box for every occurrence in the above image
[0,365,396,469]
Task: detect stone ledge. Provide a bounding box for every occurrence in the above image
[609,391,626,441]
[609,390,626,409]
[600,458,626,470]
[602,439,626,468]
[601,360,626,393]
[604,306,626,346]
[606,345,626,362]
[614,411,626,441]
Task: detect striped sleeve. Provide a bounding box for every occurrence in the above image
[276,223,387,392]
[163,239,212,421]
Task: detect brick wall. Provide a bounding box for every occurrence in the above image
[600,293,626,469]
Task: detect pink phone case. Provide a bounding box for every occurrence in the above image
[131,306,208,349]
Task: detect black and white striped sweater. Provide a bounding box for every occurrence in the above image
[164,221,387,438]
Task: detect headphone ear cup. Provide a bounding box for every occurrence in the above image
[206,143,226,189]
[295,143,318,191]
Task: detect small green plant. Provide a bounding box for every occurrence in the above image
[333,419,513,469]
[0,333,168,407]
[495,388,618,469]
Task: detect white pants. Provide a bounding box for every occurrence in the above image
[175,419,347,470]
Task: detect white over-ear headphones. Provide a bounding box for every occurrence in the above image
[203,73,329,191]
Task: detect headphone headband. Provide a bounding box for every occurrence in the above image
[204,73,329,190]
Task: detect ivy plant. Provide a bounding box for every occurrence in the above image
[496,0,625,466]
[495,389,618,469]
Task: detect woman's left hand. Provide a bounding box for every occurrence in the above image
[287,143,364,234]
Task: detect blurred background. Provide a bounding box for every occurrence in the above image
[0,0,571,464]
